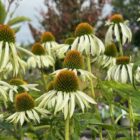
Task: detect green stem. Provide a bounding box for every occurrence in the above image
[128,96,134,140]
[41,71,48,91]
[86,55,95,98]
[34,125,50,131]
[136,124,139,140]
[110,104,116,139]
[65,116,70,140]
[118,41,123,56]
[110,104,115,124]
[99,128,103,140]
[19,125,24,140]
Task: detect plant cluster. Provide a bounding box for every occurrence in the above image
[0,1,140,140]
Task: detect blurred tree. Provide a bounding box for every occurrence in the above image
[29,0,110,42]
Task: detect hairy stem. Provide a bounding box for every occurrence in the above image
[128,96,134,140]
[65,116,70,140]
[87,55,95,98]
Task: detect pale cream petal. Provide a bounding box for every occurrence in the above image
[71,37,79,50]
[121,65,128,83]
[69,93,75,118]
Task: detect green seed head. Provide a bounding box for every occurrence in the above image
[0,24,15,43]
[54,70,79,92]
[15,93,35,112]
[31,43,46,55]
[104,43,118,57]
[110,14,124,23]
[116,56,130,65]
[63,50,84,69]
[9,78,27,86]
[47,81,54,91]
[75,22,93,37]
[64,37,75,45]
[41,32,55,43]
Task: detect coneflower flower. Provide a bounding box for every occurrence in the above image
[71,22,104,56]
[106,56,133,83]
[0,25,26,76]
[36,70,96,119]
[105,14,132,45]
[7,93,49,125]
[98,43,118,68]
[53,50,96,81]
[56,37,75,59]
[27,43,55,69]
[40,32,59,57]
[0,79,39,102]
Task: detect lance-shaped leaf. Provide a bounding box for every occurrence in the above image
[0,1,7,24]
[7,16,31,26]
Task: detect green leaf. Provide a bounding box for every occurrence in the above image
[7,16,31,26]
[0,1,7,23]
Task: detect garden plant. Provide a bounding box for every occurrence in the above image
[0,0,140,140]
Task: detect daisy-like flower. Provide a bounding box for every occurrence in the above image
[98,43,118,68]
[106,56,133,83]
[36,70,96,119]
[0,78,39,102]
[27,43,55,69]
[0,25,26,76]
[56,37,75,59]
[53,50,96,81]
[7,93,49,126]
[105,14,132,45]
[41,32,59,57]
[71,22,104,56]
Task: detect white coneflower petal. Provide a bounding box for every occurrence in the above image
[127,64,133,83]
[9,89,14,102]
[121,65,128,83]
[105,25,113,44]
[75,93,85,112]
[32,109,40,123]
[0,87,7,101]
[20,112,25,125]
[114,24,120,41]
[1,43,9,69]
[64,102,69,119]
[69,93,75,118]
[78,91,96,104]
[92,35,105,55]
[54,92,63,114]
[114,65,121,81]
[84,35,90,54]
[71,37,79,50]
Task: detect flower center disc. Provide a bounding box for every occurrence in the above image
[65,37,75,45]
[31,43,46,55]
[54,70,79,92]
[75,22,93,37]
[104,43,117,57]
[110,14,124,23]
[0,25,15,43]
[41,32,55,43]
[116,56,130,65]
[15,93,35,112]
[63,50,84,69]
